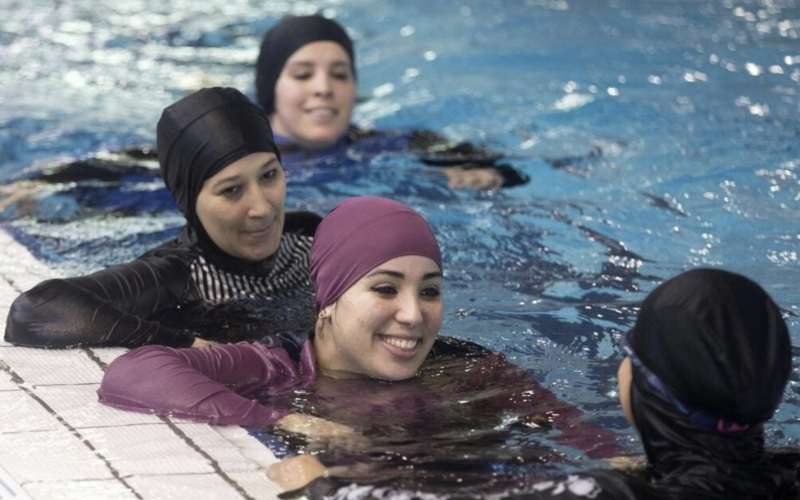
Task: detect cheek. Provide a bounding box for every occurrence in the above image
[275,80,303,110]
[425,303,444,330]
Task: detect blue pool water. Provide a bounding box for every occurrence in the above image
[1,0,798,473]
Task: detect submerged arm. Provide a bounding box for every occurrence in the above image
[408,130,529,188]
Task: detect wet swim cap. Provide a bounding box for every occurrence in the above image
[255,14,356,114]
[310,196,441,310]
[628,268,791,426]
[156,87,280,225]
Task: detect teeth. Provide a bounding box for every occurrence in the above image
[307,108,335,119]
[382,336,418,350]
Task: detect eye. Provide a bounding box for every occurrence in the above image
[219,185,242,198]
[331,69,351,81]
[420,286,441,299]
[290,71,312,81]
[261,168,280,183]
[371,285,398,296]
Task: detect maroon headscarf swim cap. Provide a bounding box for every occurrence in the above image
[310,196,442,310]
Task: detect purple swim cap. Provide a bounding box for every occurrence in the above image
[310,196,442,310]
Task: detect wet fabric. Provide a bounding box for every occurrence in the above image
[4,212,318,348]
[99,334,620,462]
[156,87,280,226]
[275,127,530,188]
[255,14,356,114]
[309,196,442,310]
[99,331,316,425]
[627,268,797,499]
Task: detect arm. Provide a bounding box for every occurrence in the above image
[5,251,196,348]
[98,340,316,426]
[408,130,529,188]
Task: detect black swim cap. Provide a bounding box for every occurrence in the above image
[255,14,356,114]
[156,87,280,225]
[629,268,791,425]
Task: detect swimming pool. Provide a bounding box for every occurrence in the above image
[1,0,798,493]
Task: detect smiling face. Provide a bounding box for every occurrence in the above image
[195,152,286,261]
[314,255,443,381]
[270,41,356,150]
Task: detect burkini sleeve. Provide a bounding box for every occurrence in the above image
[407,129,529,188]
[4,252,196,348]
[97,341,316,426]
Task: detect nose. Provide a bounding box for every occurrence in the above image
[246,185,273,219]
[311,72,333,97]
[395,290,423,328]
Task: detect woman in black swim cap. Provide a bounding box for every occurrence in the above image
[614,268,796,499]
[6,87,319,349]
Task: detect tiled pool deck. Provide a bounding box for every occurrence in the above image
[0,228,283,499]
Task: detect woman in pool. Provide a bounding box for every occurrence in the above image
[255,14,529,190]
[298,268,798,499]
[97,195,619,492]
[5,87,319,348]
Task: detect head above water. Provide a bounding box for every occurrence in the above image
[309,196,443,381]
[626,268,790,428]
[255,15,357,150]
[616,267,792,492]
[156,87,286,261]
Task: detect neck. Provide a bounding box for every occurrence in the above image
[312,321,365,380]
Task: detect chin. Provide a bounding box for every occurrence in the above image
[374,365,422,382]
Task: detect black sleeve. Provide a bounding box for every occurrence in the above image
[4,250,196,349]
[407,129,529,188]
[25,147,159,184]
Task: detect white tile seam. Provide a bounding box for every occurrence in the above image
[0,361,142,498]
[81,346,256,499]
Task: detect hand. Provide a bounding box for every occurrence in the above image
[267,454,328,491]
[605,455,647,472]
[191,337,219,348]
[442,167,503,190]
[275,413,356,440]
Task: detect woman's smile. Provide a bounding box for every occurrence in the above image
[379,334,422,359]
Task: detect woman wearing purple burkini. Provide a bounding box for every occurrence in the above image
[98,195,618,492]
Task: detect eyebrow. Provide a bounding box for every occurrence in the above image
[366,270,443,280]
[211,158,279,186]
[286,60,350,69]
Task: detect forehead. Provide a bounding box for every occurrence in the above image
[286,41,351,66]
[366,255,442,279]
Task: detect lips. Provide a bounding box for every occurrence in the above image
[305,107,338,121]
[379,334,421,359]
[242,224,274,241]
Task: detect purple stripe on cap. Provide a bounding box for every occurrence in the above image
[310,196,442,310]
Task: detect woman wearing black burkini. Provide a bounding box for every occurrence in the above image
[5,88,319,348]
[295,269,798,500]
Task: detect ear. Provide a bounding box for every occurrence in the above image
[318,308,332,320]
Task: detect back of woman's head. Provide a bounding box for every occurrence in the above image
[255,14,356,114]
[156,87,279,226]
[309,196,441,311]
[629,268,790,427]
[626,268,795,498]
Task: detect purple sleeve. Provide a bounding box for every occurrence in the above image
[98,341,316,426]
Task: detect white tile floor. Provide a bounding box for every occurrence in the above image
[0,228,283,500]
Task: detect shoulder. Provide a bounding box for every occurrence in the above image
[257,329,310,363]
[283,210,322,237]
[429,335,492,359]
